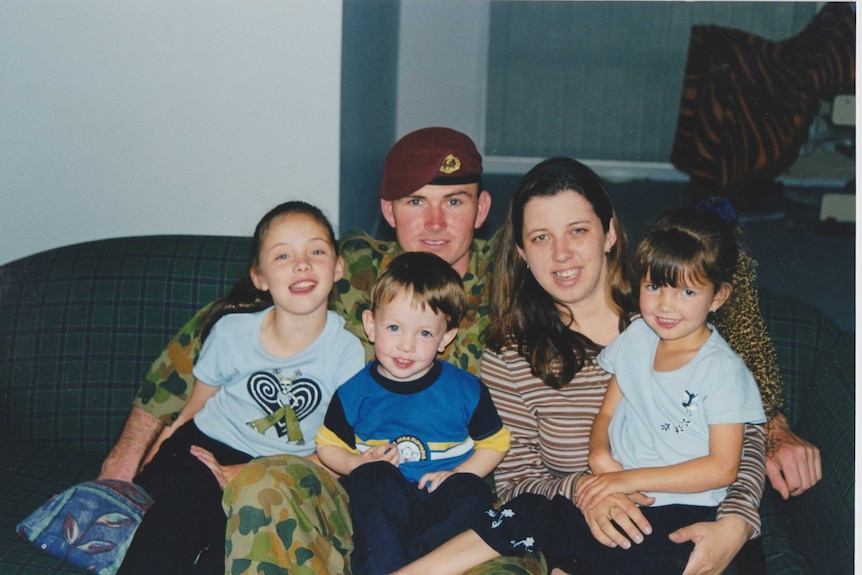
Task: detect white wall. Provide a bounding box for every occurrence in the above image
[0,0,342,265]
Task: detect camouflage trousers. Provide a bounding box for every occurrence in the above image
[223,454,548,575]
[223,455,353,575]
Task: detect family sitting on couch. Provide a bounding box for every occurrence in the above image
[89,127,821,575]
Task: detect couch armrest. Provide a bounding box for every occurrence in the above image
[758,287,842,427]
[756,288,853,573]
[785,332,854,572]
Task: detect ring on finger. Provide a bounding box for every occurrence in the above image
[607,504,619,520]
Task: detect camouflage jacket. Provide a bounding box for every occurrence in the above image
[134,231,496,425]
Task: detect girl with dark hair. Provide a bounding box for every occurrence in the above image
[118,201,365,575]
[198,201,340,342]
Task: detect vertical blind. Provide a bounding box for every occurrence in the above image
[485,1,819,163]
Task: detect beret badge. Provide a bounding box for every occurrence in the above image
[439,154,461,175]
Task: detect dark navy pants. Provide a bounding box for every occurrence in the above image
[474,493,765,575]
[117,421,253,575]
[340,460,495,575]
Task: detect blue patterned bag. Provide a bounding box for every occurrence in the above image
[16,479,153,574]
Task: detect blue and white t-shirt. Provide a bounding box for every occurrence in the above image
[598,318,766,507]
[193,309,365,457]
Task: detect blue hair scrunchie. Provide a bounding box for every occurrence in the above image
[696,197,738,225]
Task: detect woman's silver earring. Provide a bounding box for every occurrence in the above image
[526,263,530,269]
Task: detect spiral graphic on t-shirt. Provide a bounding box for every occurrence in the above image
[283,380,321,420]
[247,371,322,437]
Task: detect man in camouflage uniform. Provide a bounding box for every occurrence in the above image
[99,127,545,574]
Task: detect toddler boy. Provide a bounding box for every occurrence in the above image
[316,251,510,575]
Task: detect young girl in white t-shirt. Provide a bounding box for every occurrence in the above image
[118,201,364,575]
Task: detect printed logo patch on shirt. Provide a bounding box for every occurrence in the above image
[393,435,427,463]
[661,390,699,434]
[246,371,321,440]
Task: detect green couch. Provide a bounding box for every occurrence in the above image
[0,235,854,574]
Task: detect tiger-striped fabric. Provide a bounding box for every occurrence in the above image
[482,346,767,537]
[670,2,856,198]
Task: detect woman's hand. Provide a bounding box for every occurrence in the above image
[190,445,246,490]
[668,515,751,575]
[579,490,655,549]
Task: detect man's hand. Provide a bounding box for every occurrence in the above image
[669,515,750,575]
[98,407,164,481]
[766,414,822,499]
[190,445,245,490]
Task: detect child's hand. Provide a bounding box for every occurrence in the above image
[417,470,454,493]
[588,451,624,475]
[361,442,400,467]
[190,445,246,490]
[575,471,636,511]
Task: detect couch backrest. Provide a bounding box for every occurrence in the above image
[0,236,844,459]
[0,235,251,456]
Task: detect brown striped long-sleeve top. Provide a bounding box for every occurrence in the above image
[482,346,767,537]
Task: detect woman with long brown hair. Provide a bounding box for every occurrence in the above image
[394,157,772,575]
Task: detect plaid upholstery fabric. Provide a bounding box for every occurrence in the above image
[758,489,810,575]
[0,235,251,456]
[757,288,841,428]
[0,237,853,575]
[786,333,855,573]
[757,290,852,575]
[0,443,102,574]
[757,332,855,574]
[1,236,251,574]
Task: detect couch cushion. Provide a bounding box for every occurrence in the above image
[0,443,103,574]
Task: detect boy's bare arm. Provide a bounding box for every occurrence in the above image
[452,447,506,478]
[316,442,400,476]
[418,422,510,493]
[316,444,361,476]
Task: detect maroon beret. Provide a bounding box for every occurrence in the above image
[380,127,483,201]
